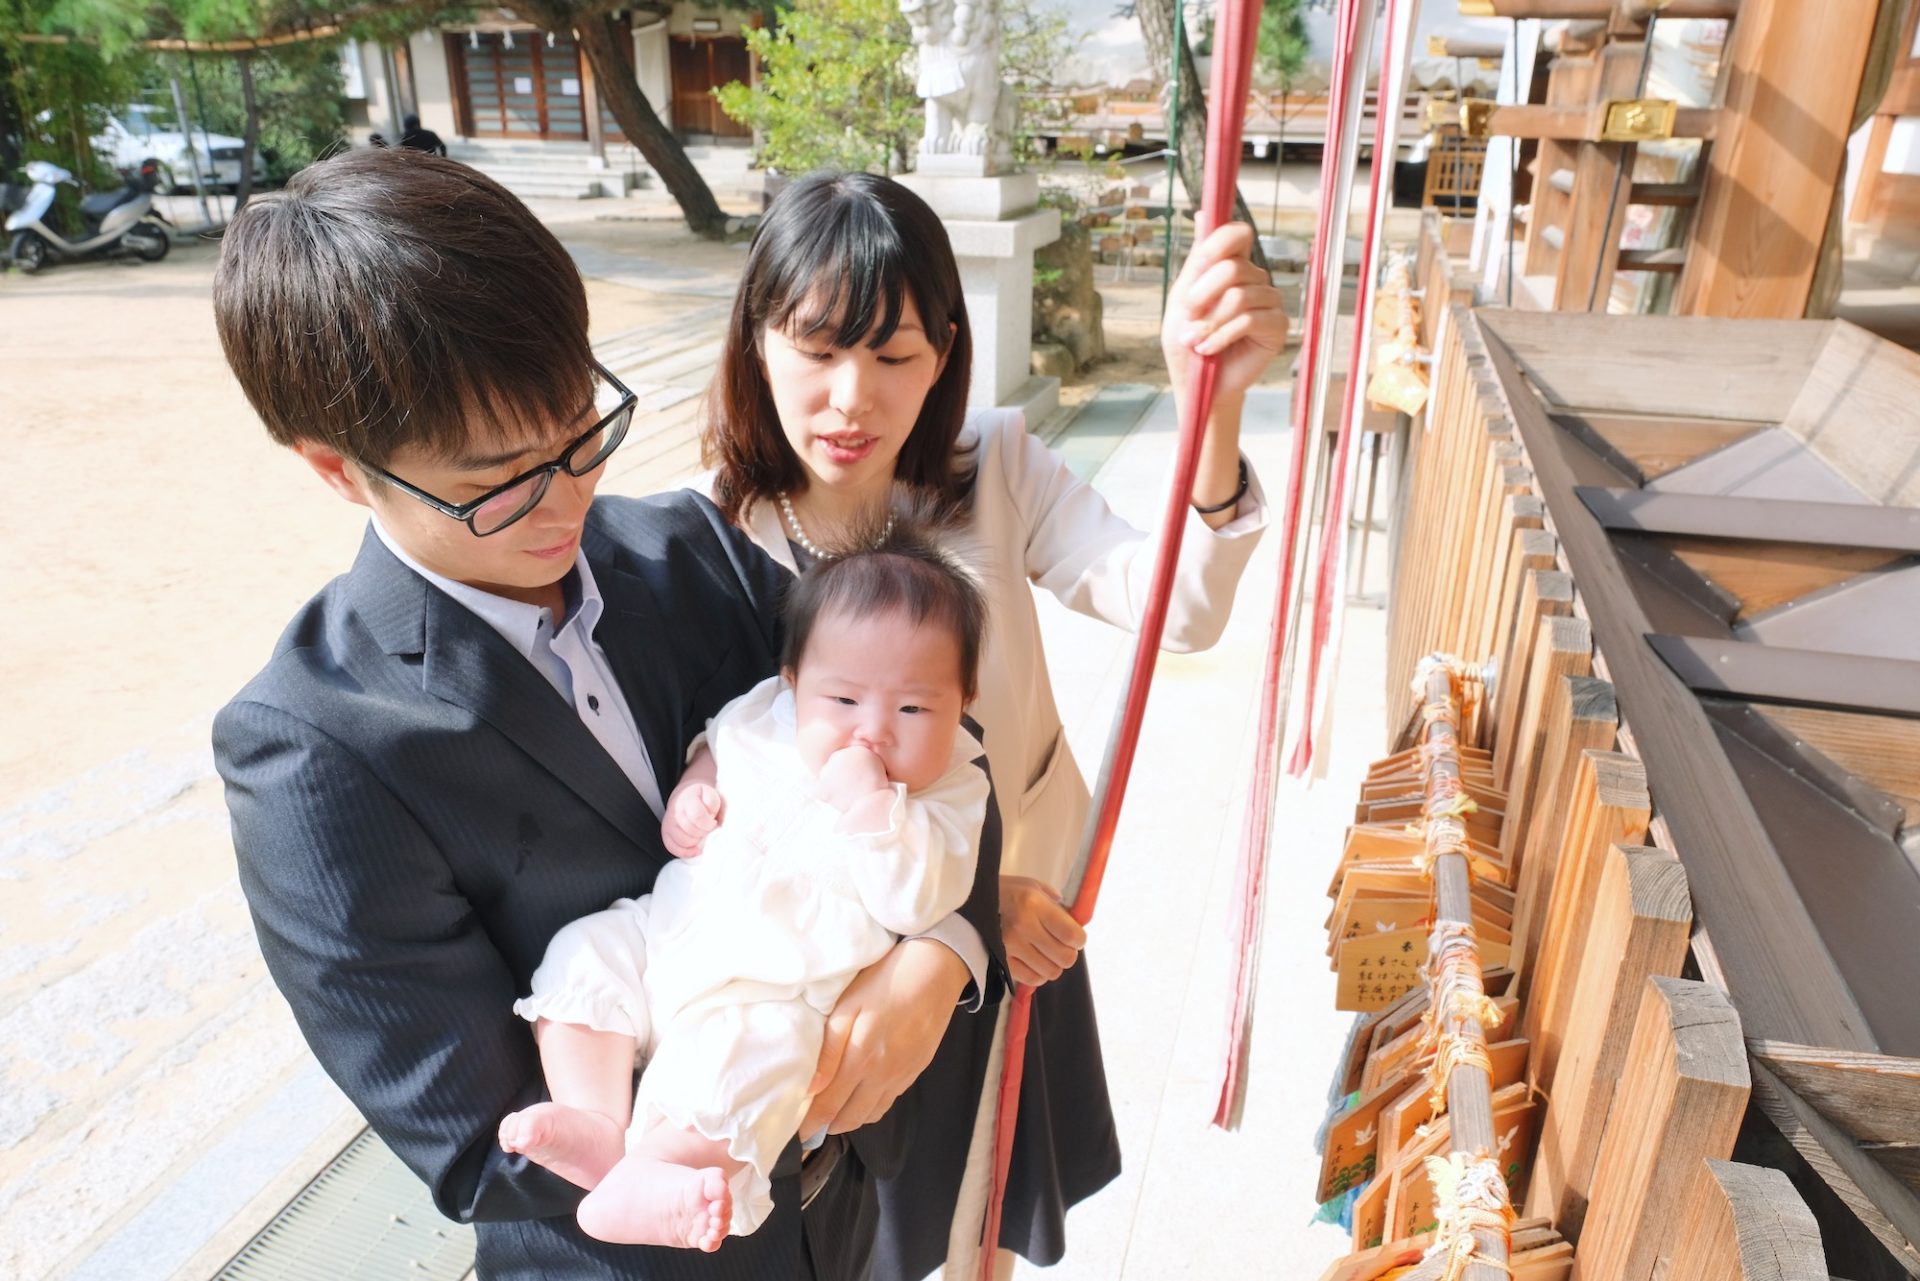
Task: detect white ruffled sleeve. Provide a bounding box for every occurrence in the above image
[837,744,992,939]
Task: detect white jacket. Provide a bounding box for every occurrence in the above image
[697,407,1268,889]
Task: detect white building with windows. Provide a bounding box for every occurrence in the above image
[343,7,758,200]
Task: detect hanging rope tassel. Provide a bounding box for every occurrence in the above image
[1208,0,1366,1131]
[1288,0,1422,777]
[974,0,1264,1267]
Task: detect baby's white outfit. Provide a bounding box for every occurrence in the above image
[513,674,988,1236]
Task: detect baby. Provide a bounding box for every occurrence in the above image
[498,519,990,1251]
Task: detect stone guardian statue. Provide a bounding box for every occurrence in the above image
[901,0,1015,170]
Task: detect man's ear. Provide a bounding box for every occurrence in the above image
[293,441,375,509]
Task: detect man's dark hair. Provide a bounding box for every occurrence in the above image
[703,171,975,526]
[780,508,987,703]
[212,147,591,469]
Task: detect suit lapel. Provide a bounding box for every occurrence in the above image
[583,529,688,795]
[348,528,665,858]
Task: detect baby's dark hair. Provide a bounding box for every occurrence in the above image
[780,511,987,703]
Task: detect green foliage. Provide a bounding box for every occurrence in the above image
[0,12,149,187]
[715,0,918,175]
[1188,0,1307,87]
[6,0,359,190]
[1255,0,1307,88]
[144,44,346,180]
[998,0,1070,165]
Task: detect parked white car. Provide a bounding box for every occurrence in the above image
[96,104,269,193]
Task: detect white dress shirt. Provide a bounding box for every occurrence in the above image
[372,520,664,817]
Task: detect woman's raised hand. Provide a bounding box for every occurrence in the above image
[1161,221,1289,408]
[1001,875,1088,988]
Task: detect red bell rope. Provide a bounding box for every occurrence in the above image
[974,0,1263,1269]
[1209,0,1366,1129]
[1287,0,1411,777]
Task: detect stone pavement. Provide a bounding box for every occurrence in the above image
[999,386,1374,1279]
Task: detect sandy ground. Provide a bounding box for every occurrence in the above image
[0,191,1371,1279]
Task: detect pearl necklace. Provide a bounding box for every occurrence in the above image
[778,493,894,561]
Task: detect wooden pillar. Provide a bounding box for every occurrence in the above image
[1665,1161,1827,1281]
[1524,845,1691,1238]
[1553,35,1645,311]
[1572,977,1750,1274]
[1676,0,1881,316]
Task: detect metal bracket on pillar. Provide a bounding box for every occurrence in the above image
[1597,97,1677,143]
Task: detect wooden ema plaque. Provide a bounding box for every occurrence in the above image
[1389,1083,1539,1243]
[1337,925,1428,1012]
[1343,1039,1531,1249]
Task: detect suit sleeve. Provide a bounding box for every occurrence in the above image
[1003,412,1268,654]
[215,698,583,1225]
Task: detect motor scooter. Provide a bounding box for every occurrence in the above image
[6,157,170,272]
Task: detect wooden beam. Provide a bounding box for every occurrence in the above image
[1575,488,1920,554]
[1573,977,1750,1271]
[1480,312,1879,1052]
[1750,1059,1920,1276]
[1472,310,1825,421]
[1554,39,1648,312]
[1517,750,1651,1070]
[1468,0,1739,16]
[20,24,343,51]
[1676,0,1881,317]
[1647,636,1920,718]
[1664,1160,1828,1280]
[1778,321,1920,508]
[1526,846,1692,1237]
[1505,674,1615,873]
[1749,1041,1920,1153]
[1629,181,1703,206]
[1482,102,1719,142]
[1617,248,1686,272]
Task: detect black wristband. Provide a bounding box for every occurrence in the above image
[1192,458,1249,515]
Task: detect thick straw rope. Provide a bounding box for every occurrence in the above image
[1402,657,1512,1281]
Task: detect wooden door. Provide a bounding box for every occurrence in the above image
[669,36,753,138]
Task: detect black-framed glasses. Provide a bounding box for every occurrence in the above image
[373,360,638,537]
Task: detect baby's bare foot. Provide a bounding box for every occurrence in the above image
[497,1103,625,1190]
[576,1157,732,1251]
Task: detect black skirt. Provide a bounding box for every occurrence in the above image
[869,956,1122,1278]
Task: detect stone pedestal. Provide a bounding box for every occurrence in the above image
[897,169,1062,419]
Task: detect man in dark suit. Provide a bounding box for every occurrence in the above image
[210,148,1003,1279]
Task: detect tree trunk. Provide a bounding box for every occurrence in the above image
[569,10,729,238]
[1136,0,1271,274]
[234,53,260,213]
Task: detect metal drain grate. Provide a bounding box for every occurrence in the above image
[214,1128,476,1280]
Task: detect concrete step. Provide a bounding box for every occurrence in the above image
[453,160,650,200]
[473,166,644,195]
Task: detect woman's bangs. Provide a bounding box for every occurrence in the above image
[768,210,914,350]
